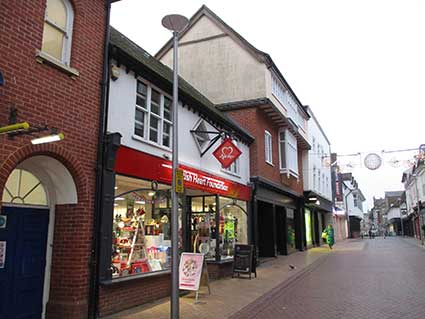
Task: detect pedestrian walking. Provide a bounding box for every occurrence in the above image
[323,224,335,249]
[368,229,372,239]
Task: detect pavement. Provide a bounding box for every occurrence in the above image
[104,237,425,319]
[104,241,354,319]
[231,237,425,319]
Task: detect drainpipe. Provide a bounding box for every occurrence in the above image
[88,1,112,318]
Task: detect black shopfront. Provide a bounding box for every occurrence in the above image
[251,177,304,258]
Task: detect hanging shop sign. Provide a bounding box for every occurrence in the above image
[212,138,242,169]
[115,146,251,201]
[179,253,204,291]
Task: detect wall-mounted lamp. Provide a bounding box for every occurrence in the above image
[0,122,30,135]
[31,132,64,145]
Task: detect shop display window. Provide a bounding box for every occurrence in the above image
[219,197,248,260]
[111,175,181,278]
[189,195,248,262]
[190,196,217,261]
[286,208,296,253]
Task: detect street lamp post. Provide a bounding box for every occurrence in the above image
[161,14,189,319]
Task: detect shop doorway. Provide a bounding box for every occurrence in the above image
[258,201,275,257]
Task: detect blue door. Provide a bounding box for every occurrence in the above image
[0,206,49,319]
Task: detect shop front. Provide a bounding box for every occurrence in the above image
[304,191,333,247]
[251,177,303,259]
[98,146,251,316]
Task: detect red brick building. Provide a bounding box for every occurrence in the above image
[0,1,110,318]
[157,5,312,257]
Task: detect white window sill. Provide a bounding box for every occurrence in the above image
[221,168,241,179]
[266,160,274,167]
[132,135,172,153]
[280,168,299,179]
[35,50,79,77]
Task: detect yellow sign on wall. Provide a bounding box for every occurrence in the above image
[175,168,184,193]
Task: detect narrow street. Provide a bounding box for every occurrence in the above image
[231,238,425,319]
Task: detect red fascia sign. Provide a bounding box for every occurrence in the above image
[114,146,251,201]
[212,138,242,169]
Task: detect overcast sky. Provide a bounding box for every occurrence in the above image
[111,0,425,208]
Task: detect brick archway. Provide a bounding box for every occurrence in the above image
[0,143,90,205]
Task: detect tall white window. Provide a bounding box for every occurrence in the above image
[135,80,173,148]
[42,0,74,65]
[265,131,273,164]
[279,130,298,176]
[313,166,317,190]
[326,176,329,196]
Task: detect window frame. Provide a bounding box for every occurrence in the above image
[279,129,299,177]
[42,0,74,66]
[264,130,273,165]
[134,78,173,149]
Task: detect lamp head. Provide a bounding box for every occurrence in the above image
[161,14,189,32]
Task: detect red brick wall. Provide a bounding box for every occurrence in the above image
[0,1,106,318]
[99,274,171,317]
[226,107,303,196]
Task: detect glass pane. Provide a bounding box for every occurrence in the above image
[162,134,170,148]
[20,170,42,197]
[191,197,203,212]
[151,90,160,115]
[46,0,67,29]
[42,23,64,60]
[135,108,145,123]
[151,102,159,116]
[163,122,171,135]
[137,82,147,96]
[204,196,216,211]
[149,129,158,142]
[136,95,146,109]
[24,184,47,205]
[3,169,19,198]
[164,97,172,121]
[150,116,159,129]
[134,122,144,138]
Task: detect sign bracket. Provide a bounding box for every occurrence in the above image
[190,129,235,158]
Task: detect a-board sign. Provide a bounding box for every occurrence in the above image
[179,253,204,291]
[232,244,256,279]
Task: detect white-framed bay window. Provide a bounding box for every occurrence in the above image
[265,130,273,164]
[135,80,173,148]
[279,129,298,177]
